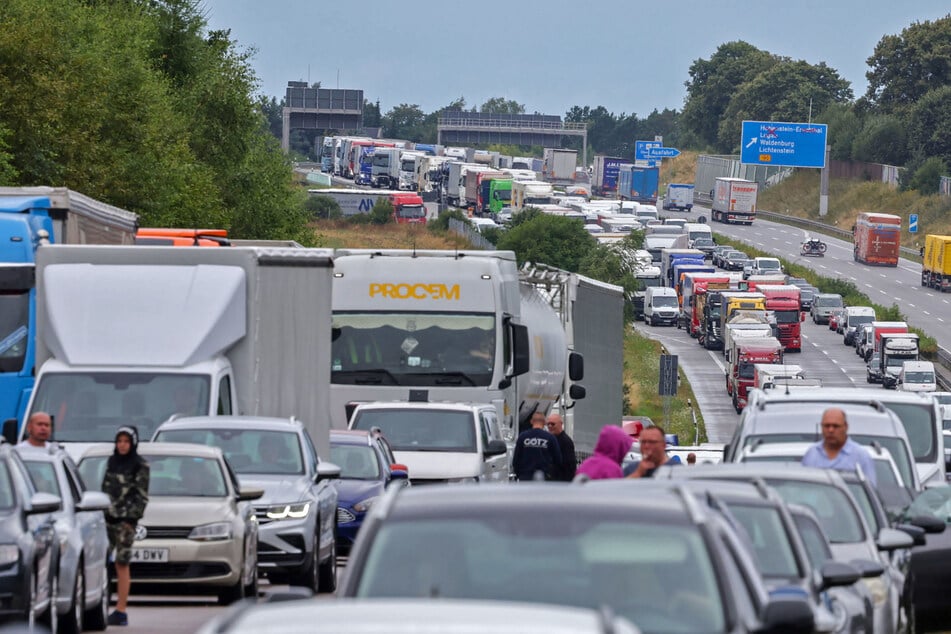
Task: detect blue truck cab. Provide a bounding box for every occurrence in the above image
[0,196,54,427]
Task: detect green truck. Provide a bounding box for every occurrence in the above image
[479,176,513,216]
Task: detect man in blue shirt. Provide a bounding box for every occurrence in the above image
[801,407,877,486]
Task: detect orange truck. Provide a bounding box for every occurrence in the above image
[135,228,230,246]
[853,212,901,267]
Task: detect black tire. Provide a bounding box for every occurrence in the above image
[217,577,245,606]
[41,567,58,634]
[60,564,83,634]
[317,526,337,594]
[83,564,108,632]
[244,564,259,601]
[289,535,320,592]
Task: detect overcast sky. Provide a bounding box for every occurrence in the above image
[200,1,950,118]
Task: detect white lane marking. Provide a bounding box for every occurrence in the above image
[834,270,842,275]
[784,241,792,245]
[849,276,857,281]
[923,311,931,316]
[708,352,726,373]
[908,304,916,308]
[864,284,873,288]
[879,290,887,295]
[944,300,950,304]
[939,318,945,323]
[880,273,887,278]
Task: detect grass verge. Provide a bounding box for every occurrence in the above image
[624,328,707,445]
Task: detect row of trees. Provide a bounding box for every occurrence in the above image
[0,0,313,242]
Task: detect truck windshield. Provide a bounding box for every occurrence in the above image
[774,310,800,324]
[738,362,755,380]
[396,204,426,219]
[638,276,662,288]
[495,189,511,201]
[351,409,476,452]
[0,292,30,373]
[400,160,415,172]
[372,153,390,168]
[905,372,935,383]
[331,313,496,387]
[29,373,211,442]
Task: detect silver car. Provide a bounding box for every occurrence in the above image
[16,445,111,633]
[78,442,261,605]
[151,416,340,593]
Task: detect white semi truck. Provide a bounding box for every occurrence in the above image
[328,249,598,442]
[17,245,335,457]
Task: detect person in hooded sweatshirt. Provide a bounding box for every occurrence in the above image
[102,425,150,627]
[575,425,633,480]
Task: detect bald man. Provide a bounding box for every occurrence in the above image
[801,407,877,486]
[546,413,577,482]
[18,412,52,451]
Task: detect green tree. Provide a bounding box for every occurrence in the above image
[363,99,382,127]
[864,16,951,114]
[906,85,951,168]
[681,41,777,150]
[369,197,394,225]
[305,194,342,220]
[818,103,863,161]
[0,124,19,184]
[496,214,596,271]
[850,114,908,165]
[480,97,525,115]
[718,60,852,153]
[908,157,947,195]
[382,103,428,140]
[257,95,283,139]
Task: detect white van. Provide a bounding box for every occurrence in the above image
[898,361,937,393]
[348,401,511,484]
[644,286,679,326]
[684,223,713,246]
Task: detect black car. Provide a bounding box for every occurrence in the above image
[723,251,750,271]
[867,351,884,384]
[712,245,734,267]
[798,287,817,311]
[0,442,60,627]
[341,482,817,633]
[901,486,951,630]
[692,237,717,259]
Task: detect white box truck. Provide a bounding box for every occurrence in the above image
[18,245,335,457]
[711,177,757,225]
[542,148,577,183]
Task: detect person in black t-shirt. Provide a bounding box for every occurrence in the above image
[546,413,576,482]
[512,412,562,481]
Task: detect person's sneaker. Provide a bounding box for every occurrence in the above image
[108,610,128,626]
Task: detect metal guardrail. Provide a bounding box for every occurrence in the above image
[448,217,494,250]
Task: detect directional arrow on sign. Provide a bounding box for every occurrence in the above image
[646,147,680,159]
[745,137,758,149]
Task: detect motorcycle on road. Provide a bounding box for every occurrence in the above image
[801,239,827,257]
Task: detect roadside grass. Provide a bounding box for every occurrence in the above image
[311,220,471,250]
[660,151,700,193]
[713,233,938,356]
[624,328,707,445]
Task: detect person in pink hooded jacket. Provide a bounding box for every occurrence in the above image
[575,425,633,480]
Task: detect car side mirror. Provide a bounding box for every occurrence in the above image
[237,487,264,502]
[484,439,508,457]
[800,313,805,322]
[907,515,946,534]
[315,461,341,483]
[26,492,62,515]
[849,558,885,578]
[877,527,914,552]
[895,523,926,546]
[75,491,111,512]
[389,469,409,480]
[819,561,861,590]
[2,419,18,445]
[759,594,815,634]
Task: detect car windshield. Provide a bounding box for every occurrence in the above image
[765,480,865,544]
[758,260,780,270]
[880,402,935,464]
[652,296,678,308]
[904,372,934,383]
[726,502,801,580]
[904,486,951,524]
[845,481,881,533]
[79,454,227,497]
[352,409,476,452]
[331,313,495,387]
[29,372,210,442]
[850,315,874,326]
[355,514,726,633]
[23,461,61,497]
[153,429,304,475]
[330,444,381,480]
[0,462,14,510]
[817,296,842,307]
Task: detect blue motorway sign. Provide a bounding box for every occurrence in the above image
[740,121,828,168]
[635,140,661,161]
[909,214,918,233]
[646,147,680,159]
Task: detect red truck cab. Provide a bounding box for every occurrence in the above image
[757,285,803,352]
[388,192,427,224]
[730,338,783,413]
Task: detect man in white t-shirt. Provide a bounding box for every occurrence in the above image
[16,412,52,451]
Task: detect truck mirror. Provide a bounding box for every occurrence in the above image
[2,419,17,445]
[569,384,586,400]
[331,327,341,342]
[800,312,806,322]
[511,324,530,377]
[568,352,584,381]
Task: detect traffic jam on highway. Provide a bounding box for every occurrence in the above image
[3,149,951,634]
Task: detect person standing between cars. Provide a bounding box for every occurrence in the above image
[625,425,681,478]
[576,425,633,480]
[801,407,877,486]
[546,413,577,482]
[16,411,52,451]
[102,426,150,627]
[512,412,562,481]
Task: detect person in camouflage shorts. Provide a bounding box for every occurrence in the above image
[102,425,149,627]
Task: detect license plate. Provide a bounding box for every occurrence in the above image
[130,548,169,563]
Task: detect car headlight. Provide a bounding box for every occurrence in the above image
[266,502,311,520]
[0,545,19,566]
[352,496,379,513]
[188,522,234,541]
[862,575,888,607]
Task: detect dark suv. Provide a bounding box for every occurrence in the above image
[341,482,816,633]
[0,441,60,627]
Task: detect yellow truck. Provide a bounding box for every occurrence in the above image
[922,234,951,292]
